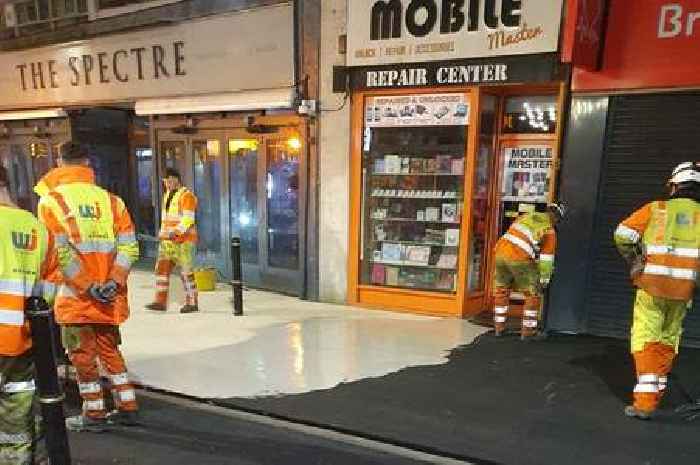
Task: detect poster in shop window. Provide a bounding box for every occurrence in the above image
[501,146,553,202]
[365,93,469,127]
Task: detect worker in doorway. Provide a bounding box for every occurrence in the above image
[492,203,566,339]
[0,165,58,465]
[34,142,140,432]
[146,168,199,313]
[614,161,700,421]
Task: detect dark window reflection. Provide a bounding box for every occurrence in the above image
[266,141,299,270]
[229,140,260,265]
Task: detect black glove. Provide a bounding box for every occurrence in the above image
[630,255,645,281]
[100,280,119,301]
[88,284,111,304]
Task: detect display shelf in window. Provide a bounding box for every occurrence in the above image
[360,92,469,294]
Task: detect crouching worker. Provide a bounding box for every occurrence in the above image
[0,165,58,464]
[492,203,566,339]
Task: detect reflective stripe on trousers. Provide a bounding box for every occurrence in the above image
[1,380,35,393]
[0,309,24,326]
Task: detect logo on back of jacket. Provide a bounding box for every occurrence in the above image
[12,230,37,251]
[78,203,102,220]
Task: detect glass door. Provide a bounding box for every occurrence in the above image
[262,137,303,294]
[227,134,304,295]
[228,138,263,286]
[156,132,228,271]
[192,135,225,270]
[0,137,65,213]
[467,94,498,294]
[155,128,305,295]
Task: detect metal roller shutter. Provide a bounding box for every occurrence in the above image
[585,92,700,348]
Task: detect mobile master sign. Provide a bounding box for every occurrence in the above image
[348,0,564,66]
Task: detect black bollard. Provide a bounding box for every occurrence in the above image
[25,297,72,465]
[231,237,244,316]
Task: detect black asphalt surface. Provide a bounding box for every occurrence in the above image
[67,395,432,465]
[219,334,700,465]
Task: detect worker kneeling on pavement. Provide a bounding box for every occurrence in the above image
[0,166,59,464]
[492,203,566,339]
[146,168,199,314]
[34,142,140,432]
[615,161,700,421]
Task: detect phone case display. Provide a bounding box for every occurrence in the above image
[501,146,553,202]
[360,93,468,293]
[499,144,555,236]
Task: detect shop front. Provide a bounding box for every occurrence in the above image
[0,3,311,295]
[551,0,700,346]
[340,0,567,317]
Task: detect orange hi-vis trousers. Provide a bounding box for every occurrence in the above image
[630,289,688,413]
[62,325,137,419]
[493,258,541,337]
[632,342,675,413]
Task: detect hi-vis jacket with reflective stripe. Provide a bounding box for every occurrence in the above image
[494,212,557,281]
[159,187,197,243]
[34,166,139,325]
[0,204,58,356]
[615,198,700,301]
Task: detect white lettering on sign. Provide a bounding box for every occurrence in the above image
[366,68,429,87]
[366,63,507,88]
[658,3,700,38]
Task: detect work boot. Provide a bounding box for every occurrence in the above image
[624,405,652,421]
[180,304,199,314]
[66,415,109,432]
[145,302,166,312]
[107,410,141,426]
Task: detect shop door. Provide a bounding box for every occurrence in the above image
[584,92,700,348]
[156,130,305,296]
[157,131,227,272]
[0,138,63,212]
[228,135,304,295]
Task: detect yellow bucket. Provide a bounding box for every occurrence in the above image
[193,268,217,292]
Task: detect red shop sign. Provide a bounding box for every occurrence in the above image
[573,0,700,91]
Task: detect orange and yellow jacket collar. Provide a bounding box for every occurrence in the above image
[34,166,96,197]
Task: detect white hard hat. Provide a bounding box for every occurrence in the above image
[670,162,700,185]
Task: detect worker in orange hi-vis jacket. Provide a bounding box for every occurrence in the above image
[492,203,566,340]
[146,168,199,314]
[34,142,140,432]
[615,161,700,421]
[0,165,59,465]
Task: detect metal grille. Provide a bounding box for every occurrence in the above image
[585,92,700,348]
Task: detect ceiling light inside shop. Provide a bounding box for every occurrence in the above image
[229,139,259,154]
[287,137,302,151]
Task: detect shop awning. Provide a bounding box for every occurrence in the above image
[134,88,295,116]
[0,108,67,120]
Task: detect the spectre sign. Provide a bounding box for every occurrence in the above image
[348,0,564,66]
